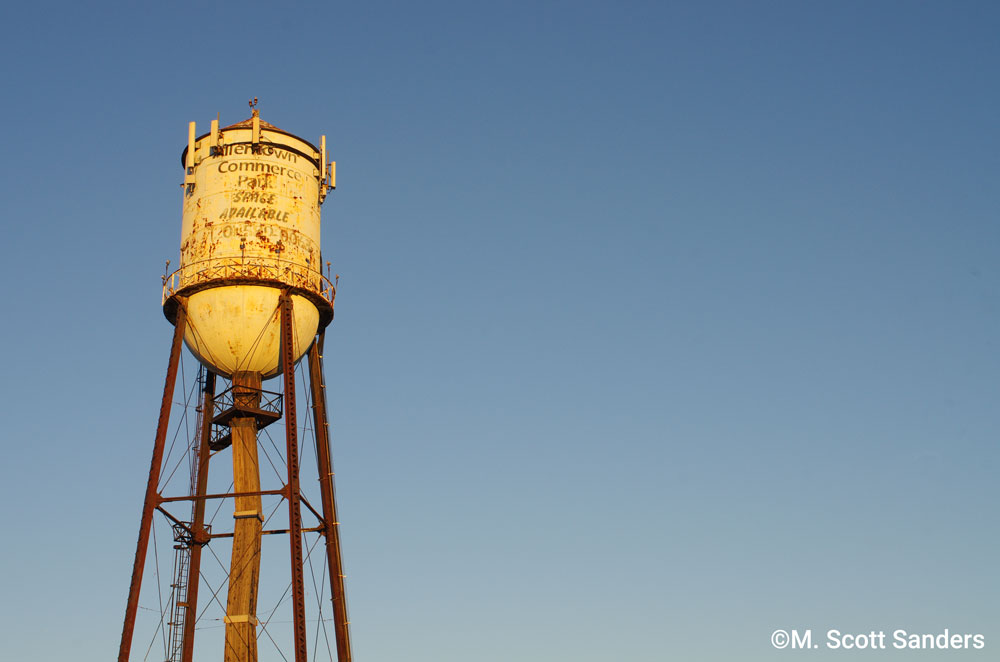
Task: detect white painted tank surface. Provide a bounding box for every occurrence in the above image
[163,113,335,378]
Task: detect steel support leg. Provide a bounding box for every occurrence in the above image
[308,334,352,662]
[119,301,188,662]
[182,370,216,662]
[280,291,309,662]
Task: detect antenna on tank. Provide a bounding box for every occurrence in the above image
[210,113,221,155]
[250,98,261,151]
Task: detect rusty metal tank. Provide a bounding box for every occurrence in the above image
[162,110,336,378]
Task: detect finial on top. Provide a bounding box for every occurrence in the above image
[249,97,259,117]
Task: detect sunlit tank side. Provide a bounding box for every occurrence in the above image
[162,113,336,378]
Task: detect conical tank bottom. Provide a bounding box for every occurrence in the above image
[182,285,319,378]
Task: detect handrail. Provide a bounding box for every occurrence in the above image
[212,384,284,421]
[162,256,335,305]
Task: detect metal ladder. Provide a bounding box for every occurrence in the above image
[164,366,208,662]
[166,546,192,662]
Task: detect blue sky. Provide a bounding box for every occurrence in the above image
[1,2,998,660]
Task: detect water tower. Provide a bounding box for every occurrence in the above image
[118,103,352,662]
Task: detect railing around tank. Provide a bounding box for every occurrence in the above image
[162,256,336,305]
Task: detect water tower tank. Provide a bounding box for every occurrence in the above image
[162,110,336,378]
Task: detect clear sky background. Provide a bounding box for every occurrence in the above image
[1,1,998,660]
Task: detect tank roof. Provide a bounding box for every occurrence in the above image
[222,116,282,131]
[181,115,321,167]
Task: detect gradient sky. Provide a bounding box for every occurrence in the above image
[1,2,998,660]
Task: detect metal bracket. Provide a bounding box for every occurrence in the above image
[223,615,259,626]
[233,510,264,522]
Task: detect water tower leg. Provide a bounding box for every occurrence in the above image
[308,335,353,662]
[224,370,264,662]
[182,370,217,662]
[119,302,188,662]
[280,291,309,662]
